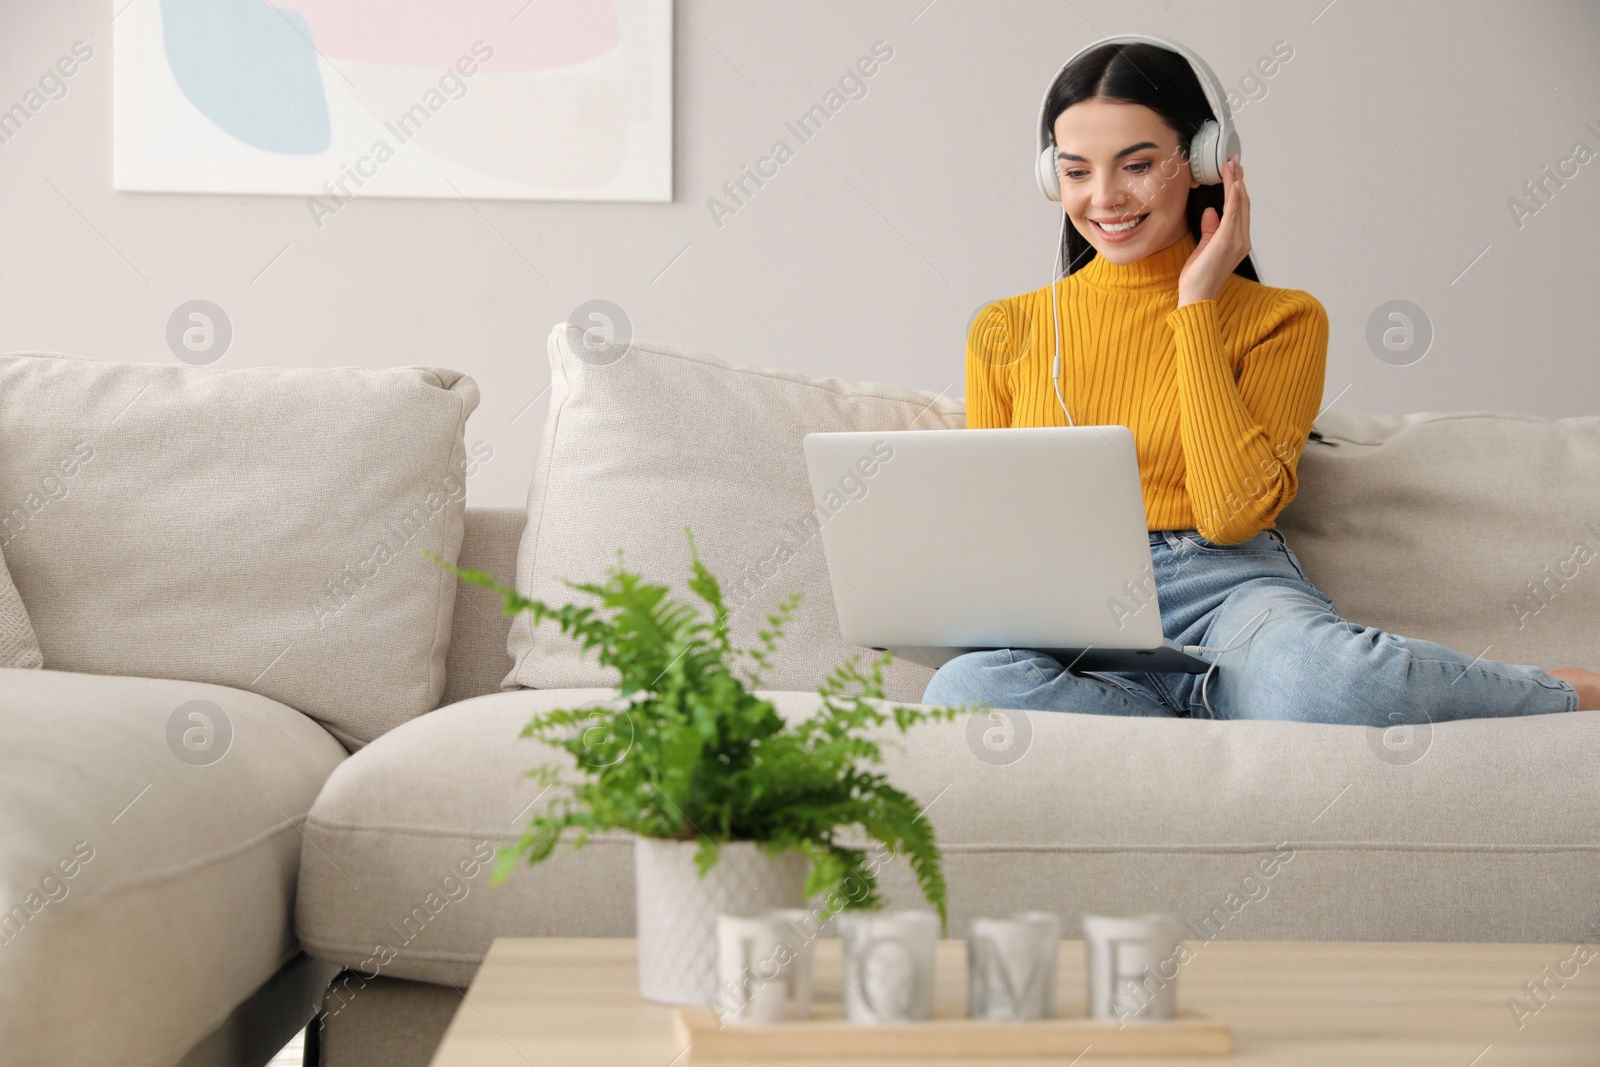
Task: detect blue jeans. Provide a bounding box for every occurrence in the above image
[920,528,1580,724]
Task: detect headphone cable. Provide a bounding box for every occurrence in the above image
[1182,605,1274,719]
[1049,205,1075,427]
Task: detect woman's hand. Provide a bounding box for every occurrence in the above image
[1177,155,1250,308]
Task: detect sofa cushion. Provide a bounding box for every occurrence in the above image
[0,542,42,669]
[504,324,966,703]
[1279,408,1600,673]
[296,688,1599,987]
[297,690,628,987]
[0,668,347,1067]
[0,353,479,749]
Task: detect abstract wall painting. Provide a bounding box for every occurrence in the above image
[114,0,672,202]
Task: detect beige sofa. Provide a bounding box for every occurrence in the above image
[3,338,1597,1067]
[296,330,1600,1066]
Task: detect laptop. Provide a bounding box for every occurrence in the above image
[801,425,1211,674]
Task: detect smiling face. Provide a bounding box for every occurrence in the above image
[1051,99,1198,264]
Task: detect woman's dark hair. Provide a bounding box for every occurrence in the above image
[1044,42,1258,282]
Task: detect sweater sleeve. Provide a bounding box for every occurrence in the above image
[1166,289,1329,544]
[965,299,1019,429]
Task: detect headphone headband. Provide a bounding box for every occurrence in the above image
[1035,33,1239,200]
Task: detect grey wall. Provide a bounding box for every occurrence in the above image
[2,0,1597,508]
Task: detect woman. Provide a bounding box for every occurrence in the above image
[921,40,1599,722]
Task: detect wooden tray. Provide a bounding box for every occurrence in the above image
[674,1001,1231,1059]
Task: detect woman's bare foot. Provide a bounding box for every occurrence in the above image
[1548,668,1600,710]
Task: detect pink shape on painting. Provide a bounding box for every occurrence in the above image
[271,0,620,72]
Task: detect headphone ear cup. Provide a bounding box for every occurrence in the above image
[1188,121,1221,184]
[1037,145,1061,201]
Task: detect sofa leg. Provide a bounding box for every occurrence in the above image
[303,1014,323,1067]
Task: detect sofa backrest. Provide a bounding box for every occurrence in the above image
[440,506,526,708]
[446,409,1600,716]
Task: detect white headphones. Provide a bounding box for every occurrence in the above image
[1035,33,1240,200]
[1036,35,1241,427]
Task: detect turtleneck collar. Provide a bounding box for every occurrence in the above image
[1074,228,1197,293]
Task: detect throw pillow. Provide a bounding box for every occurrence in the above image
[1278,408,1600,675]
[0,353,480,750]
[505,324,966,701]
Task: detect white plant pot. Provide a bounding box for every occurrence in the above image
[634,836,809,1005]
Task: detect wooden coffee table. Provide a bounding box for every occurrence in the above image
[429,937,1599,1065]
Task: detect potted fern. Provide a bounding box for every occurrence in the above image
[428,528,980,1005]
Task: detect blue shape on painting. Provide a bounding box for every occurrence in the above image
[160,0,330,154]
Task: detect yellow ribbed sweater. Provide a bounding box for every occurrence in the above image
[967,229,1329,545]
